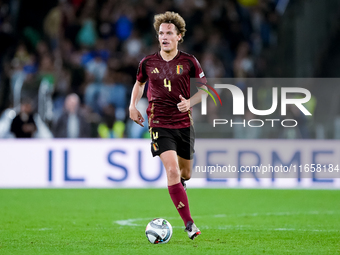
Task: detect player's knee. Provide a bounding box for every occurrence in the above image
[167,166,180,180]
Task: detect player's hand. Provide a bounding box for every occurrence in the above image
[129,107,145,127]
[177,95,190,112]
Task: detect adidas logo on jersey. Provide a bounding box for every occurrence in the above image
[151,68,160,73]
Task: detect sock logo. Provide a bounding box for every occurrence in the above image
[177,201,185,209]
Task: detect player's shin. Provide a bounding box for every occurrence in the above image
[168,182,193,226]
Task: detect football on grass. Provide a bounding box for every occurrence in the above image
[145,218,173,244]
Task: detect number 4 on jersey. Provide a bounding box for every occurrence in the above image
[164,78,171,92]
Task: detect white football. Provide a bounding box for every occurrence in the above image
[145,218,173,244]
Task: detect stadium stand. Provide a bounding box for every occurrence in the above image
[0,0,339,138]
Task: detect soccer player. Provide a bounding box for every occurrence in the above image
[129,11,207,240]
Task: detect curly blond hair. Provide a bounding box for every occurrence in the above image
[153,11,186,43]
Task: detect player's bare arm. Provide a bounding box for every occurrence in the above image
[129,80,146,127]
[177,85,208,113]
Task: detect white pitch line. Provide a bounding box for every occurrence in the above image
[114,211,340,232]
[262,228,338,232]
[115,218,151,227]
[218,210,338,218]
[115,216,184,228]
[24,228,54,231]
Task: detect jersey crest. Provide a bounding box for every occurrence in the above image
[176,65,183,75]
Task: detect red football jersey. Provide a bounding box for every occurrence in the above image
[136,51,207,129]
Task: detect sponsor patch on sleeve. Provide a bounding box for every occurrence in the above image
[199,72,205,78]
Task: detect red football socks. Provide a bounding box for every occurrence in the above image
[168,182,193,226]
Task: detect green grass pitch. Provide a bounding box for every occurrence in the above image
[0,188,339,254]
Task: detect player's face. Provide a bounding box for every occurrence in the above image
[158,23,181,53]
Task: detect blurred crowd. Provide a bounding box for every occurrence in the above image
[0,0,281,138]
